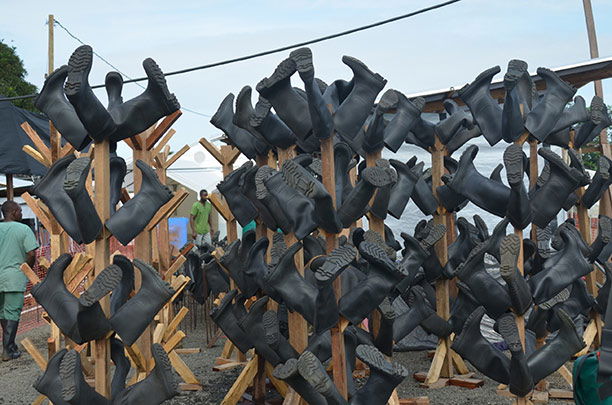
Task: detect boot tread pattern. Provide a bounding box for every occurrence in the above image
[316,245,357,282]
[59,350,79,401]
[503,144,524,185]
[64,45,92,96]
[78,264,122,307]
[499,234,520,279]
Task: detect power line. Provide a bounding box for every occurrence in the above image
[0,0,462,103]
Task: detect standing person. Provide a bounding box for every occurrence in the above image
[190,189,213,248]
[0,201,38,361]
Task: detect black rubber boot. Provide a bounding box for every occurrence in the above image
[64,45,116,142]
[105,71,123,110]
[446,124,482,154]
[451,307,510,384]
[63,157,102,244]
[263,310,299,361]
[409,163,438,216]
[221,230,260,298]
[582,155,611,209]
[398,224,445,284]
[281,158,342,234]
[370,298,395,357]
[256,166,293,234]
[498,313,534,397]
[551,96,589,133]
[31,155,83,243]
[444,217,479,278]
[435,106,475,145]
[528,225,593,305]
[31,254,119,344]
[457,242,512,318]
[291,47,334,140]
[484,218,510,263]
[393,286,434,342]
[334,142,353,207]
[360,107,386,155]
[60,350,110,404]
[502,60,530,143]
[525,68,576,141]
[323,78,354,113]
[250,96,296,149]
[109,156,126,214]
[527,308,585,382]
[264,242,317,324]
[108,58,180,142]
[388,159,418,219]
[449,282,480,335]
[443,145,510,217]
[256,58,313,145]
[110,259,175,346]
[458,66,503,146]
[350,345,409,405]
[436,157,469,213]
[547,280,593,332]
[241,166,278,231]
[112,343,179,405]
[370,160,396,219]
[530,148,583,228]
[500,234,533,316]
[242,237,273,298]
[239,296,282,365]
[203,257,230,296]
[596,264,612,316]
[106,160,173,245]
[34,65,91,151]
[210,290,253,353]
[231,87,271,153]
[1,320,19,361]
[210,93,263,159]
[383,90,425,152]
[590,215,612,263]
[297,351,348,405]
[216,162,259,227]
[33,349,69,404]
[110,337,130,400]
[551,219,592,257]
[574,96,612,149]
[333,56,386,144]
[504,144,532,229]
[339,242,408,324]
[337,162,396,228]
[263,168,318,239]
[272,359,328,405]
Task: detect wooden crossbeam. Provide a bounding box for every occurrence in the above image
[146,111,182,150]
[199,137,224,164]
[164,255,186,280]
[152,129,176,157]
[168,350,200,384]
[163,330,186,353]
[153,323,166,344]
[170,276,191,303]
[146,188,189,231]
[20,263,41,285]
[221,356,258,405]
[66,260,94,294]
[21,193,53,233]
[23,145,51,167]
[32,394,47,405]
[126,343,147,372]
[21,122,51,161]
[60,142,75,159]
[162,144,190,169]
[163,307,189,342]
[21,338,46,370]
[209,193,233,222]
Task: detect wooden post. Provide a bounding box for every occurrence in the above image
[426,136,454,384]
[6,173,13,200]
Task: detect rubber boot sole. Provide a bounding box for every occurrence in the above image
[315,245,357,283]
[78,264,122,307]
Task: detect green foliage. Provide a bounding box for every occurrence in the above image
[581,104,612,171]
[0,40,38,112]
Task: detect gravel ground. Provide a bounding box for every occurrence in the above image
[0,324,575,404]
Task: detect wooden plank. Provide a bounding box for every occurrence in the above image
[146,188,189,231]
[448,376,484,389]
[199,137,224,164]
[179,383,203,391]
[23,145,51,167]
[220,356,258,405]
[168,350,200,384]
[175,348,201,355]
[126,343,147,372]
[548,389,573,399]
[60,142,75,159]
[31,394,47,405]
[450,349,470,375]
[266,362,289,397]
[170,276,191,303]
[399,398,430,405]
[21,122,51,160]
[209,192,233,221]
[163,330,186,353]
[163,307,189,342]
[152,129,176,157]
[146,110,182,150]
[66,261,94,294]
[163,144,190,169]
[164,255,186,280]
[556,364,573,386]
[425,337,448,385]
[21,338,47,370]
[576,319,597,357]
[20,263,41,285]
[21,193,53,232]
[153,323,166,344]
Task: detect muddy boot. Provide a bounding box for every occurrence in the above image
[339,242,408,324]
[582,156,612,209]
[63,157,102,243]
[60,350,110,404]
[500,234,533,315]
[273,359,327,405]
[112,344,178,404]
[333,56,386,145]
[530,148,583,228]
[31,254,119,344]
[111,260,174,345]
[216,162,258,227]
[210,93,263,159]
[351,345,409,405]
[110,337,130,400]
[106,160,173,245]
[574,96,612,149]
[337,162,396,228]
[527,308,585,382]
[502,60,529,143]
[256,166,293,234]
[528,225,593,305]
[281,158,342,234]
[451,307,511,383]
[388,159,418,219]
[264,242,317,324]
[35,65,91,151]
[250,96,296,148]
[504,144,532,229]
[498,313,534,396]
[210,290,253,353]
[443,145,511,217]
[297,351,348,405]
[108,58,180,142]
[31,155,83,243]
[33,349,69,403]
[458,66,503,145]
[64,45,116,142]
[256,58,313,144]
[383,90,424,152]
[525,68,576,141]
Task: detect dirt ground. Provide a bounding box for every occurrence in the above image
[0,322,575,405]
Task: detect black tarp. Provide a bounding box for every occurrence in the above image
[0,98,50,177]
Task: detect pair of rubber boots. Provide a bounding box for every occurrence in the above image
[1,319,20,361]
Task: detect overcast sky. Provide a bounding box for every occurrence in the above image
[2,0,612,159]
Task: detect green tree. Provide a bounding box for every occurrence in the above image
[0,40,38,112]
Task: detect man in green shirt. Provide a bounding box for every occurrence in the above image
[0,201,38,361]
[190,189,213,247]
